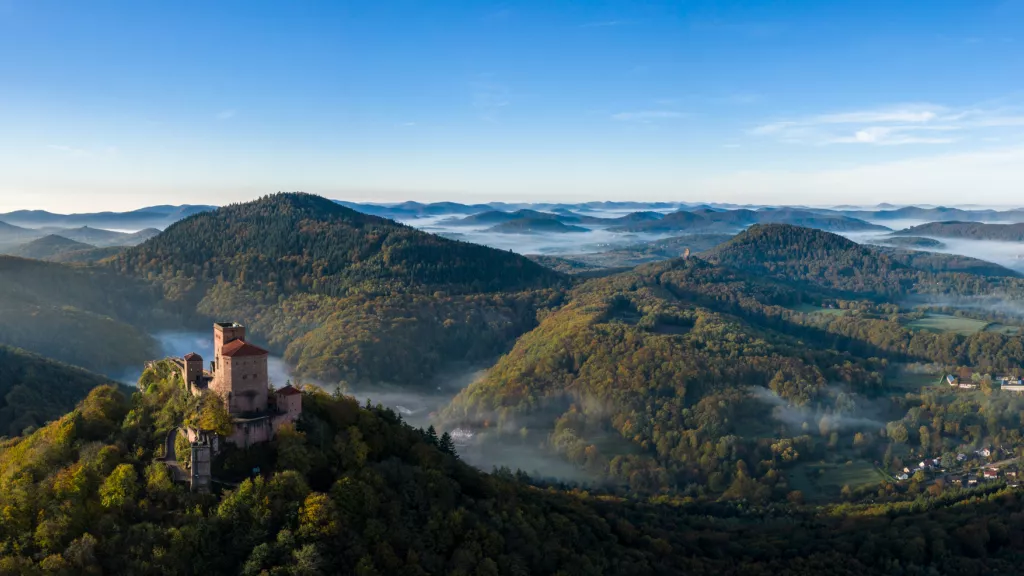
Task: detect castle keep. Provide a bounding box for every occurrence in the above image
[176,322,302,447]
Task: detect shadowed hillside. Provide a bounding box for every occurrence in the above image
[0,346,112,436]
[0,256,162,373]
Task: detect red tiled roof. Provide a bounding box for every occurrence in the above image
[220,339,269,358]
[276,385,302,396]
[184,352,202,361]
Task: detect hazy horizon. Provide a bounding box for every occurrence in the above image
[3,1,1024,211]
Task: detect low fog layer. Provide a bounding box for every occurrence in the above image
[845,229,1024,274]
[404,214,680,256]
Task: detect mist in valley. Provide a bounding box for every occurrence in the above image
[98,204,1024,487]
[401,212,682,256]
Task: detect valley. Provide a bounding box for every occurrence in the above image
[4,194,1024,574]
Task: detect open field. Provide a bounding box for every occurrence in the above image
[888,371,942,392]
[985,323,1022,335]
[905,313,990,336]
[787,460,883,499]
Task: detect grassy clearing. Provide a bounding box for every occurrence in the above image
[905,313,990,336]
[985,323,1021,335]
[888,372,942,392]
[787,460,882,500]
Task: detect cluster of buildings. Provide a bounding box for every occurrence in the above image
[173,322,303,447]
[945,374,1024,392]
[167,322,303,491]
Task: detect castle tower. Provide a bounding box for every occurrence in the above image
[183,352,203,390]
[213,322,246,372]
[209,322,270,414]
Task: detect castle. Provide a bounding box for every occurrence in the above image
[176,322,302,448]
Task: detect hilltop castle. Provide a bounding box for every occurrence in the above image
[176,322,302,447]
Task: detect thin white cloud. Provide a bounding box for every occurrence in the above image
[470,78,511,122]
[581,20,624,28]
[217,109,236,120]
[611,110,687,122]
[47,144,119,158]
[752,102,1024,146]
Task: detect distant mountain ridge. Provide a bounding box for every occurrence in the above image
[894,221,1024,242]
[4,234,95,260]
[0,204,214,230]
[613,207,888,233]
[0,223,162,253]
[486,218,590,234]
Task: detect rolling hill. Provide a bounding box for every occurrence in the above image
[487,219,590,234]
[0,346,113,436]
[4,235,96,260]
[0,204,214,229]
[0,220,43,251]
[894,221,1024,242]
[115,193,567,386]
[0,256,162,374]
[443,244,1024,496]
[613,208,887,233]
[704,224,1021,294]
[39,226,159,247]
[0,361,1022,574]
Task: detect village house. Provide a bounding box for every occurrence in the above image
[984,468,999,480]
[1000,376,1024,392]
[968,475,979,486]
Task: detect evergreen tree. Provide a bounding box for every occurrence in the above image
[425,425,439,446]
[438,432,456,456]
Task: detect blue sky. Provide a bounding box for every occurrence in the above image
[1,0,1023,212]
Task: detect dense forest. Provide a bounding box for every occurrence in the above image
[444,227,1024,500]
[112,193,569,386]
[5,206,1024,573]
[3,372,1024,574]
[705,224,1023,295]
[0,346,114,437]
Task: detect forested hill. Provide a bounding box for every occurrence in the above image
[895,220,1024,241]
[3,372,1024,574]
[113,193,568,387]
[704,224,1021,296]
[0,346,112,437]
[0,256,161,374]
[4,234,95,260]
[115,192,564,298]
